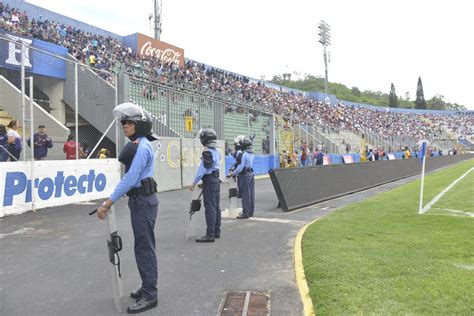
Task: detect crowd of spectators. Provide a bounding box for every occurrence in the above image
[1,1,472,146]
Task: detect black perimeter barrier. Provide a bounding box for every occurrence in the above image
[269,154,474,212]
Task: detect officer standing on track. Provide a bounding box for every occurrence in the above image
[230,135,245,197]
[229,136,255,219]
[96,102,159,314]
[190,128,221,243]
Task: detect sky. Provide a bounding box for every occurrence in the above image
[26,0,474,109]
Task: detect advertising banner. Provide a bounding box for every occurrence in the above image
[323,155,331,165]
[0,32,68,79]
[136,33,184,67]
[342,155,354,164]
[0,159,120,217]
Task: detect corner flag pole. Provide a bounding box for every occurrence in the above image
[418,142,427,214]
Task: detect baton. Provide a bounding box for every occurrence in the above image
[89,209,98,216]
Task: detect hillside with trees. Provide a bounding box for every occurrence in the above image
[271,75,467,111]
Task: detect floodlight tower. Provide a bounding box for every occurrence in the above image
[153,0,162,40]
[318,20,331,102]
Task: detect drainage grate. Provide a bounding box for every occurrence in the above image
[219,291,270,316]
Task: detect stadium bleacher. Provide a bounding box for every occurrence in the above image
[1,0,473,157]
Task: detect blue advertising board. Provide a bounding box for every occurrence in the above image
[0,31,67,79]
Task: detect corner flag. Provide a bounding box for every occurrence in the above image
[419,142,427,163]
[418,141,427,214]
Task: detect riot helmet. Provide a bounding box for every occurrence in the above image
[233,135,245,151]
[198,128,217,147]
[113,102,159,141]
[241,136,253,152]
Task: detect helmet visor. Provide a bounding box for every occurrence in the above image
[113,102,147,121]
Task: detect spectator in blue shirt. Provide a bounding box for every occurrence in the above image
[27,125,53,160]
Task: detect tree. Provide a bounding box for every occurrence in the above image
[415,76,426,109]
[351,86,361,97]
[389,83,399,108]
[427,94,445,110]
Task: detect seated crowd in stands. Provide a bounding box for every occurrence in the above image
[1,1,472,146]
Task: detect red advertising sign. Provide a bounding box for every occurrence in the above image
[136,33,184,67]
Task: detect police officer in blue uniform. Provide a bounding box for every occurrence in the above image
[97,102,159,314]
[230,137,255,219]
[190,128,221,242]
[230,135,245,197]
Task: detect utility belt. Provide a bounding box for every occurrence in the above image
[126,177,158,197]
[240,167,254,174]
[203,170,220,179]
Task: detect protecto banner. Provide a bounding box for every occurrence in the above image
[0,31,68,79]
[0,159,120,217]
[123,33,184,67]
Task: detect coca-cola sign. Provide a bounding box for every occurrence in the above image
[136,34,184,67]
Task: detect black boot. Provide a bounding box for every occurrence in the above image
[127,297,158,314]
[195,235,215,242]
[236,212,249,219]
[130,287,142,300]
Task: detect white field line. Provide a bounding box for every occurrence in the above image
[420,167,474,214]
[426,213,472,219]
[0,227,34,239]
[249,217,306,225]
[432,208,474,217]
[455,264,474,270]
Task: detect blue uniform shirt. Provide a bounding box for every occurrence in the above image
[233,151,254,176]
[110,137,155,202]
[193,147,220,185]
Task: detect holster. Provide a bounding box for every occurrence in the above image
[229,188,238,198]
[126,177,158,197]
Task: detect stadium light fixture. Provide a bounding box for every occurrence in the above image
[318,20,331,104]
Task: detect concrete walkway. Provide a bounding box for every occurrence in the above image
[0,175,420,315]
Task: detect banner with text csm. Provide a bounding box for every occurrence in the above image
[0,160,121,217]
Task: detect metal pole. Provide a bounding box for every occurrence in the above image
[74,63,79,159]
[418,154,426,214]
[153,0,161,40]
[28,77,34,162]
[271,113,276,155]
[114,74,119,158]
[88,119,118,160]
[28,77,35,211]
[21,44,26,161]
[324,45,328,98]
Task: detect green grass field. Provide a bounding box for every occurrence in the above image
[302,159,474,315]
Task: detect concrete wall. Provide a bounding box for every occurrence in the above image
[63,57,116,143]
[33,75,66,124]
[152,138,225,192]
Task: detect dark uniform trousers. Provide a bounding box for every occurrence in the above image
[238,171,255,217]
[202,173,221,237]
[129,194,159,301]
